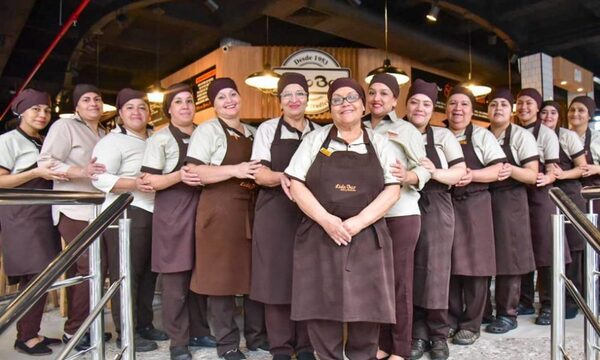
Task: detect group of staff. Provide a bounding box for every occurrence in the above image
[0,71,597,360]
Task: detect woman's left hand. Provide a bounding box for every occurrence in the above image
[342,216,366,237]
[390,159,406,184]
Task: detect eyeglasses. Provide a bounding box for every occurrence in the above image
[330,92,361,106]
[280,91,308,100]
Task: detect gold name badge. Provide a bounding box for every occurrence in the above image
[335,183,357,192]
[320,147,332,157]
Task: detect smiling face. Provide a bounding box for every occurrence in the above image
[567,102,590,129]
[446,93,473,132]
[168,91,195,127]
[280,83,308,119]
[213,88,241,120]
[330,86,365,128]
[488,98,513,127]
[20,104,52,134]
[119,99,149,134]
[540,105,560,129]
[406,94,434,130]
[516,95,539,124]
[367,82,397,118]
[76,92,103,122]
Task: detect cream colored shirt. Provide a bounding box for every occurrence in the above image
[494,124,539,166]
[424,126,465,170]
[284,124,398,186]
[453,124,506,166]
[38,116,105,224]
[363,112,430,217]
[0,128,42,174]
[92,126,154,213]
[557,128,585,161]
[580,129,600,165]
[141,125,189,174]
[523,122,560,164]
[187,118,255,165]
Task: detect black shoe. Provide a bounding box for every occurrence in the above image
[273,355,292,360]
[447,328,457,338]
[117,334,158,352]
[248,341,270,351]
[481,314,496,324]
[14,339,53,356]
[138,325,169,341]
[429,339,449,360]
[62,332,112,351]
[170,345,192,360]
[409,338,429,359]
[40,336,62,346]
[485,316,517,334]
[516,303,535,315]
[451,330,480,345]
[223,349,247,360]
[189,335,217,347]
[296,352,316,360]
[566,307,578,319]
[535,309,552,325]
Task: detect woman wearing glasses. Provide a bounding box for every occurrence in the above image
[285,78,400,360]
[250,72,318,360]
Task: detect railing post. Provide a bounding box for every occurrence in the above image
[552,212,566,360]
[119,212,135,360]
[586,200,598,360]
[89,205,104,360]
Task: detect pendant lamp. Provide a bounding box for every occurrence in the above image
[365,0,409,85]
[245,16,280,93]
[147,7,164,103]
[462,24,491,97]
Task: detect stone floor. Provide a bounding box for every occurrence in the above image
[0,305,586,360]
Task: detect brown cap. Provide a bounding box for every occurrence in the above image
[369,73,399,98]
[542,100,561,113]
[448,85,475,107]
[327,78,365,106]
[116,88,147,110]
[406,79,438,104]
[517,88,542,109]
[73,84,101,109]
[162,83,193,119]
[12,89,51,115]
[277,72,309,96]
[487,87,514,105]
[570,96,597,118]
[207,77,238,105]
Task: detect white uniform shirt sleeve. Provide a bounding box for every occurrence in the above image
[564,130,586,159]
[284,126,325,182]
[542,126,560,164]
[141,132,168,174]
[371,131,402,185]
[514,126,540,165]
[91,135,122,193]
[0,134,16,171]
[477,127,507,166]
[439,128,465,166]
[186,123,217,165]
[38,120,72,173]
[251,120,276,165]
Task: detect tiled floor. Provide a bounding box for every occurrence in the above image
[0,306,586,360]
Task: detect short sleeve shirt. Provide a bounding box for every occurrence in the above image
[557,128,585,161]
[523,121,560,164]
[0,128,42,174]
[187,118,255,165]
[141,125,189,175]
[495,124,539,166]
[426,126,464,169]
[453,124,506,166]
[581,129,600,165]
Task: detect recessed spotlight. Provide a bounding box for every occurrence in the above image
[577,87,583,92]
[560,80,567,85]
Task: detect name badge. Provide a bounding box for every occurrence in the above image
[320,147,332,157]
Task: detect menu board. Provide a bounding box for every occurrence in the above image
[185,65,217,112]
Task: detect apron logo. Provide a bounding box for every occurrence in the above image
[240,181,256,190]
[335,183,357,192]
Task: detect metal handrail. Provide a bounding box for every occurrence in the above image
[581,185,600,200]
[0,189,105,205]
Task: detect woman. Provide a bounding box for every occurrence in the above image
[443,86,506,346]
[485,88,538,334]
[405,80,465,360]
[38,84,109,351]
[250,72,318,360]
[514,89,561,318]
[0,89,63,355]
[139,83,215,360]
[361,73,430,360]
[284,78,400,360]
[185,78,268,360]
[92,88,166,352]
[566,96,599,318]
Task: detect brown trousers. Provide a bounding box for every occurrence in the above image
[520,267,552,311]
[495,275,521,320]
[104,206,156,333]
[208,295,266,356]
[378,215,420,358]
[412,307,448,341]
[58,215,107,334]
[446,275,488,333]
[265,304,312,356]
[161,272,210,347]
[307,320,379,360]
[16,274,48,341]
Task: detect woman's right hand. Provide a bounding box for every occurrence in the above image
[180,166,203,186]
[84,157,106,180]
[35,162,69,182]
[320,214,352,246]
[233,160,262,179]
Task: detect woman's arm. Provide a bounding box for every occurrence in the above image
[556,155,585,180]
[186,161,261,185]
[342,184,400,236]
[0,165,68,188]
[471,163,503,183]
[254,166,284,187]
[507,161,538,184]
[420,157,466,186]
[137,172,181,191]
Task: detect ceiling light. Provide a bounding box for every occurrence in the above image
[147,89,164,103]
[427,4,440,22]
[560,80,567,85]
[103,104,116,112]
[204,0,219,12]
[594,115,600,121]
[577,87,584,92]
[462,23,491,97]
[245,16,280,93]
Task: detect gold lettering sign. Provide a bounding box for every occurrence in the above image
[335,184,357,192]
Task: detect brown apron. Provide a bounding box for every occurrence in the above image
[489,124,536,275]
[250,117,314,304]
[0,132,60,284]
[413,125,454,309]
[450,123,496,276]
[150,124,200,273]
[290,127,395,323]
[581,128,600,216]
[190,119,257,296]
[527,119,562,267]
[555,127,587,251]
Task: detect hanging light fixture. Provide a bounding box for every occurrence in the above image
[147,7,164,103]
[245,16,280,93]
[462,23,491,97]
[365,0,409,85]
[426,2,440,22]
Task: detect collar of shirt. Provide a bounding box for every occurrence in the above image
[113,124,151,141]
[281,117,312,137]
[362,111,397,129]
[72,114,106,136]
